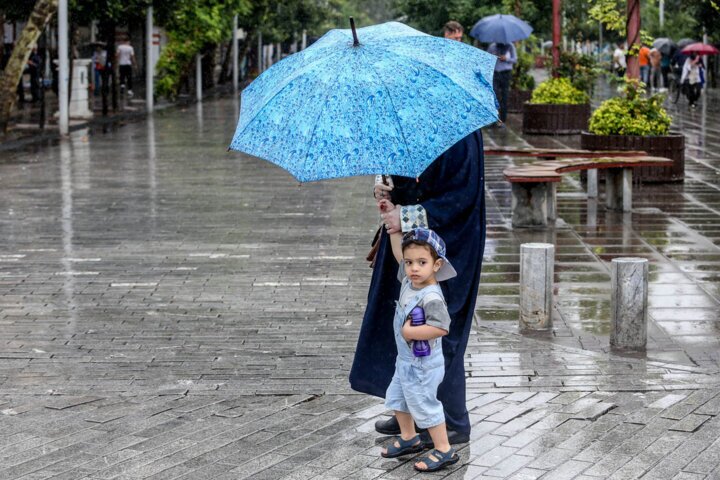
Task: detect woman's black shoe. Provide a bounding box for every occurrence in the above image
[420,429,470,448]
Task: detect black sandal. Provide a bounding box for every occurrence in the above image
[414,448,459,472]
[381,434,423,458]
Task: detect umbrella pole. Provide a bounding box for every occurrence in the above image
[350,17,360,47]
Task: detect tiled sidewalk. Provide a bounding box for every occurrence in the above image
[1,95,720,478]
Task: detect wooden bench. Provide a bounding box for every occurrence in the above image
[485,146,647,160]
[503,156,674,227]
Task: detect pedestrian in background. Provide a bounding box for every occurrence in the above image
[442,21,463,42]
[681,53,703,108]
[487,41,516,124]
[649,47,662,91]
[92,44,107,97]
[638,43,651,85]
[660,50,671,90]
[612,42,626,77]
[17,45,42,104]
[116,36,136,97]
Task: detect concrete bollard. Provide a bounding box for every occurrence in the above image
[610,257,648,350]
[519,243,554,331]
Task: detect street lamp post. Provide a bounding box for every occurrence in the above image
[232,15,238,92]
[552,0,561,75]
[146,6,153,112]
[58,0,69,135]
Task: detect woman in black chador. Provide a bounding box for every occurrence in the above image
[350,129,486,446]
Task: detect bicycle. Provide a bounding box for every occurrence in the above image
[667,67,683,104]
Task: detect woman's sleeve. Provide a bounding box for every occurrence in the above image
[399,132,482,232]
[421,135,482,231]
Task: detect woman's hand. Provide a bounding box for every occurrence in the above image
[380,204,401,235]
[374,182,393,201]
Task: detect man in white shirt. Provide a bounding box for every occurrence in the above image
[116,36,136,97]
[612,42,626,77]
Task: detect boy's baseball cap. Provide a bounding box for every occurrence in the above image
[401,228,458,281]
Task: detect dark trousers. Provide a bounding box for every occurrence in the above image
[493,70,512,123]
[661,66,670,88]
[686,82,701,106]
[119,65,133,91]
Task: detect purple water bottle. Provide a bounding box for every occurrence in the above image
[409,306,431,357]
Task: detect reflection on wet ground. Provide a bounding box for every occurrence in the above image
[480,84,720,369]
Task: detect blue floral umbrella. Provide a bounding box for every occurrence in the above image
[229,20,498,182]
[470,14,533,44]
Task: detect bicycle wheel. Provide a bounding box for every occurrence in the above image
[670,79,681,104]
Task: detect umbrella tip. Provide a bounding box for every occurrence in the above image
[349,17,360,47]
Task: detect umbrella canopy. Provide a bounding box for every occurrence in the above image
[681,42,720,55]
[469,14,533,44]
[229,21,498,182]
[677,38,697,49]
[652,37,675,55]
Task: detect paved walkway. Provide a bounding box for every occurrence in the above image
[1,91,720,479]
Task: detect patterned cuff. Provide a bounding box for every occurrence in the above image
[400,205,428,232]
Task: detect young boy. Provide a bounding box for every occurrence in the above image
[377,199,459,472]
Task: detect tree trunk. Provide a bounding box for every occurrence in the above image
[626,0,641,79]
[0,0,58,134]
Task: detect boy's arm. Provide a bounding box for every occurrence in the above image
[402,322,448,341]
[378,199,403,264]
[389,231,402,264]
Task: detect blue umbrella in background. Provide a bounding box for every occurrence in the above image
[470,14,533,44]
[229,20,498,182]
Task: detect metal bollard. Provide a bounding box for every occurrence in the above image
[610,257,648,350]
[519,243,554,331]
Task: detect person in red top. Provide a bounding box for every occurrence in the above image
[638,44,651,85]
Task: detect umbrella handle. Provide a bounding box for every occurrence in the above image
[350,17,360,47]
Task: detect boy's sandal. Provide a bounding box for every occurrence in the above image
[414,448,459,472]
[381,434,424,458]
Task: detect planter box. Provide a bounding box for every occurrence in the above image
[522,103,590,135]
[508,90,532,113]
[580,132,685,183]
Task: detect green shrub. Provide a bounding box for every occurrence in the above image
[589,79,671,135]
[551,51,601,95]
[530,78,589,105]
[511,47,536,92]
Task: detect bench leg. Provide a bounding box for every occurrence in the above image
[587,169,598,198]
[622,168,632,212]
[547,183,557,221]
[605,168,623,211]
[511,182,549,228]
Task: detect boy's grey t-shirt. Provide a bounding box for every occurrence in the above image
[398,267,451,333]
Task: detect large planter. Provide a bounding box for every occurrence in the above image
[522,103,590,135]
[508,89,532,113]
[580,132,685,183]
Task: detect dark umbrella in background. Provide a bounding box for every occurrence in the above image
[677,38,697,49]
[469,14,533,44]
[652,37,676,55]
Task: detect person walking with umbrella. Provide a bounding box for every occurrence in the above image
[487,41,516,123]
[681,53,704,108]
[469,14,532,124]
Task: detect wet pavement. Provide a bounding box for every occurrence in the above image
[1,87,720,478]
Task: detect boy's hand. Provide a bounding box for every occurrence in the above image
[401,319,413,341]
[377,198,395,213]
